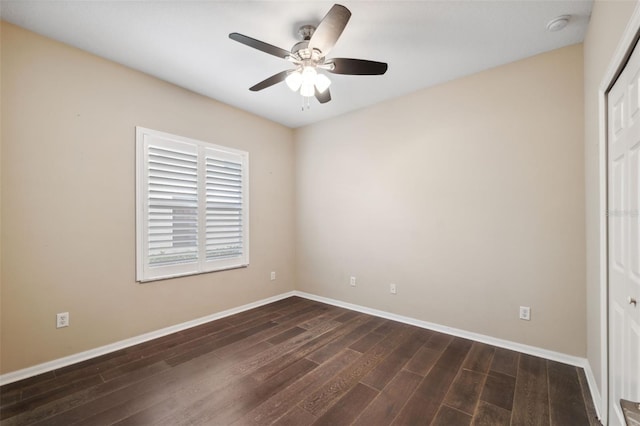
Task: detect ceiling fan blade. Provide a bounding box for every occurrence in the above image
[315,87,331,104]
[327,58,388,75]
[249,70,290,91]
[229,33,291,59]
[308,4,351,56]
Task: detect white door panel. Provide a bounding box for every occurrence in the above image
[608,38,640,426]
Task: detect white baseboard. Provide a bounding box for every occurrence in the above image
[582,360,603,421]
[0,291,296,386]
[0,287,603,419]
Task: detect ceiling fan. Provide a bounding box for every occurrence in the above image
[229,4,388,106]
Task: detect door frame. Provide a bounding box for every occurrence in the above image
[599,3,640,424]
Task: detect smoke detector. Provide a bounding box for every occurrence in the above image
[546,15,571,32]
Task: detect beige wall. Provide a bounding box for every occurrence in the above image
[295,44,586,356]
[0,14,604,376]
[583,0,637,397]
[0,23,295,374]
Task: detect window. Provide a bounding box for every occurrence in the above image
[136,127,249,282]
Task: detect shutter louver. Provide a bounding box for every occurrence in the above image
[147,146,198,266]
[205,155,244,260]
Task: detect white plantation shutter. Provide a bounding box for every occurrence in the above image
[136,128,249,282]
[205,152,244,261]
[148,144,199,267]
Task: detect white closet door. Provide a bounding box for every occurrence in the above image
[608,38,640,426]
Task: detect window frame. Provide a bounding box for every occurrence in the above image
[136,127,249,282]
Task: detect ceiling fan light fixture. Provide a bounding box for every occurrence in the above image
[285,71,302,91]
[301,66,317,84]
[287,66,331,97]
[300,82,316,97]
[315,73,331,93]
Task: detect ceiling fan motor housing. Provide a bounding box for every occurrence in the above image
[298,25,316,40]
[292,26,323,62]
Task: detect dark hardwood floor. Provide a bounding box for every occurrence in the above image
[0,297,599,425]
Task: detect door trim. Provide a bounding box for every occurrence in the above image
[599,3,640,424]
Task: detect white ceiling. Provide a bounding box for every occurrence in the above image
[1,1,593,128]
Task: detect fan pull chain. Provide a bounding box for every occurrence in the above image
[300,96,311,111]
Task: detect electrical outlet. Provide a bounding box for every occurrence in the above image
[56,312,69,328]
[519,306,531,321]
[270,271,276,281]
[350,276,356,287]
[390,283,397,294]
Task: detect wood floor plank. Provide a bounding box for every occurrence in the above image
[432,405,472,426]
[547,361,589,426]
[371,320,404,336]
[480,370,516,411]
[272,405,317,426]
[236,349,361,426]
[162,320,279,369]
[511,354,550,426]
[360,329,428,390]
[109,323,334,426]
[297,306,348,329]
[16,329,197,403]
[267,326,308,345]
[403,345,441,376]
[34,348,135,392]
[391,337,473,425]
[250,315,374,383]
[64,311,273,390]
[0,390,20,409]
[352,370,422,426]
[222,297,307,325]
[95,341,270,426]
[103,358,315,425]
[211,304,342,360]
[164,358,319,425]
[0,374,104,421]
[305,316,383,364]
[116,320,347,426]
[424,332,454,352]
[312,382,378,425]
[462,342,495,373]
[17,361,171,426]
[0,371,56,395]
[349,331,386,353]
[491,347,519,377]
[300,325,414,416]
[270,302,329,325]
[93,327,226,381]
[28,360,209,426]
[215,319,343,378]
[334,310,360,323]
[443,369,486,415]
[472,401,512,426]
[32,323,288,425]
